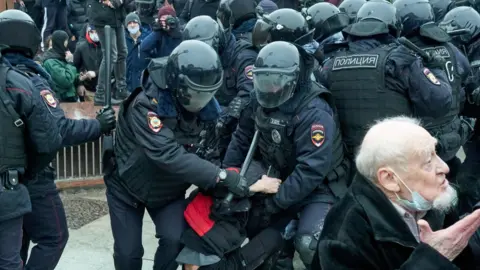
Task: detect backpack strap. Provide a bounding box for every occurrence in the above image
[0,65,24,129]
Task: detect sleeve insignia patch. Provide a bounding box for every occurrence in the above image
[423,68,440,85]
[40,90,57,108]
[147,111,163,133]
[311,124,325,147]
[244,65,253,80]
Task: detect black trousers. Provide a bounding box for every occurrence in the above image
[106,189,187,270]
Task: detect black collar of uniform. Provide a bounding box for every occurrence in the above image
[350,173,421,248]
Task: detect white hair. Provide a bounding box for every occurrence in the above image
[433,185,458,213]
[355,116,428,181]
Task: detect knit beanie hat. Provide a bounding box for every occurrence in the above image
[125,12,141,27]
[158,5,176,18]
[258,0,278,15]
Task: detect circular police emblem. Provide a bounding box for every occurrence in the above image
[40,90,57,108]
[271,129,281,144]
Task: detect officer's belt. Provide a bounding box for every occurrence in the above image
[0,169,20,190]
[425,116,460,135]
[325,157,351,198]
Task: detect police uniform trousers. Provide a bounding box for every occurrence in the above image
[244,161,333,270]
[105,175,188,270]
[20,168,69,270]
[0,216,23,270]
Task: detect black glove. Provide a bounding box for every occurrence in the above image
[264,196,282,215]
[424,52,446,70]
[468,87,480,106]
[227,97,245,119]
[221,169,250,197]
[215,115,233,137]
[96,107,116,134]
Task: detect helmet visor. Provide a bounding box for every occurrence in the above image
[252,19,273,48]
[177,70,224,112]
[253,68,297,108]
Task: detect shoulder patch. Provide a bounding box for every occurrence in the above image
[332,54,379,71]
[244,65,253,80]
[311,124,325,147]
[423,68,440,85]
[422,46,450,58]
[147,111,163,133]
[40,90,57,108]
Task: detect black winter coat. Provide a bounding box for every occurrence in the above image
[315,173,478,270]
[67,0,88,37]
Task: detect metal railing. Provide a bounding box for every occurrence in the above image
[53,138,103,181]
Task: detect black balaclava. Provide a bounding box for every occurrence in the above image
[51,30,69,57]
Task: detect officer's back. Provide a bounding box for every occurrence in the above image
[320,0,453,159]
[393,0,471,164]
[0,51,63,270]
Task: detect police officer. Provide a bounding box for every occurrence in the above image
[393,0,471,181]
[252,8,318,74]
[304,2,350,77]
[224,41,351,270]
[183,14,257,161]
[0,19,64,270]
[439,6,480,216]
[0,10,117,270]
[106,40,273,270]
[429,0,457,22]
[217,0,257,42]
[320,0,454,160]
[338,0,367,24]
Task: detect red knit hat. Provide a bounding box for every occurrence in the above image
[158,6,176,18]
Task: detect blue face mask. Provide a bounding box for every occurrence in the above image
[392,170,433,212]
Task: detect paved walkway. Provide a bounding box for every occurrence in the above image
[53,191,160,270]
[45,188,305,270]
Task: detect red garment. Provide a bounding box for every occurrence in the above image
[183,167,241,236]
[85,32,97,47]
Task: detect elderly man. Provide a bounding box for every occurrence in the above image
[315,116,480,269]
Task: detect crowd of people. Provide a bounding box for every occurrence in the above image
[2,0,480,270]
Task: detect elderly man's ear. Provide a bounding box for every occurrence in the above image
[377,168,401,193]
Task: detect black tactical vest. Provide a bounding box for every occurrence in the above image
[328,44,412,158]
[114,88,208,207]
[254,82,349,197]
[215,40,255,106]
[411,37,464,161]
[0,66,26,174]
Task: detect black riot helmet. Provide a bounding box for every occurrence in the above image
[299,0,324,9]
[338,0,367,23]
[429,0,456,22]
[306,2,350,42]
[392,0,436,37]
[0,9,41,58]
[252,8,315,49]
[216,0,257,33]
[253,41,301,108]
[439,6,480,45]
[166,40,224,113]
[343,0,403,38]
[182,15,226,52]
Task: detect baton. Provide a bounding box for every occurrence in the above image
[101,25,113,172]
[223,130,260,204]
[447,29,470,36]
[398,37,431,61]
[104,25,112,110]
